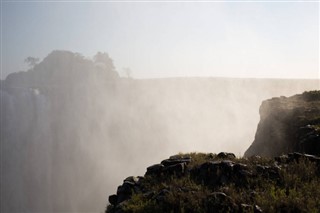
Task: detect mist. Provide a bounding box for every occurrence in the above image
[1,50,319,212]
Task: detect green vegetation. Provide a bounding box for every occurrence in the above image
[255,158,320,212]
[107,153,320,213]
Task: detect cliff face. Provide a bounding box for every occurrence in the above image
[244,91,320,157]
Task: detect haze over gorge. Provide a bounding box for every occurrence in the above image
[1,50,319,212]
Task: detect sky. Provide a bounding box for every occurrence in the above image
[1,1,319,79]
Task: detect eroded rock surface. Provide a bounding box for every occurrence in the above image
[245,91,320,157]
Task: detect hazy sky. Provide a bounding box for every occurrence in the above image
[1,1,319,79]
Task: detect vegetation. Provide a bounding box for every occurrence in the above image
[302,90,320,102]
[107,153,320,213]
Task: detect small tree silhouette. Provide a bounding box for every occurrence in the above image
[123,67,132,78]
[24,57,39,68]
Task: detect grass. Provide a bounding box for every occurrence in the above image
[107,153,320,212]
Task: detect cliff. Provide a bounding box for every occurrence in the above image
[106,152,320,212]
[244,91,320,157]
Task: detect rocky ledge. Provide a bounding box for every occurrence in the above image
[245,90,320,157]
[106,152,320,212]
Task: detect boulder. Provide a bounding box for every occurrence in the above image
[113,176,145,205]
[108,194,117,206]
[287,152,320,163]
[145,164,164,176]
[116,183,133,203]
[194,160,235,186]
[256,164,281,181]
[217,152,236,159]
[123,176,144,186]
[161,157,191,167]
[163,162,187,176]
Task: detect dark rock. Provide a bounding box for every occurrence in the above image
[220,160,234,167]
[286,153,320,167]
[122,180,135,186]
[256,165,281,181]
[196,161,219,184]
[145,164,164,176]
[300,133,320,155]
[123,176,143,186]
[217,152,236,159]
[116,182,134,203]
[233,163,251,177]
[288,152,306,162]
[117,183,131,195]
[106,151,320,212]
[108,194,118,206]
[161,158,191,167]
[123,176,139,183]
[233,163,252,186]
[194,160,235,186]
[163,162,187,176]
[114,176,144,202]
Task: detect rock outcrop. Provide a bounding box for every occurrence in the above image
[245,91,320,157]
[106,152,320,212]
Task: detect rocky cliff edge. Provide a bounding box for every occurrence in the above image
[244,90,320,157]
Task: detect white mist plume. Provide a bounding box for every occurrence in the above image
[1,51,319,212]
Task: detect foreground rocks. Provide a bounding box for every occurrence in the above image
[245,91,320,157]
[106,152,320,212]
